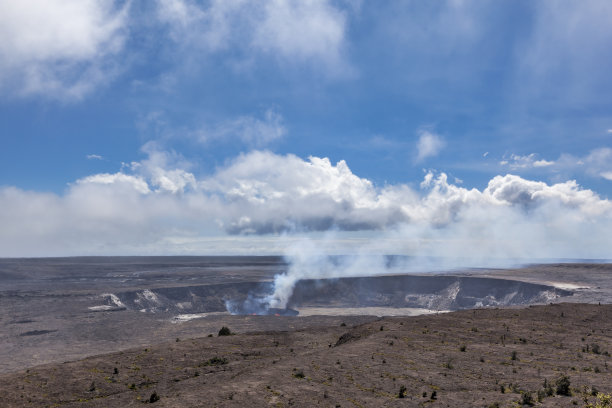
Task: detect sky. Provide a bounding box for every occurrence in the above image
[1,0,612,259]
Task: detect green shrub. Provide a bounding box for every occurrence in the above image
[398,385,406,398]
[218,326,232,336]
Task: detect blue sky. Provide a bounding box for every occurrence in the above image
[1,0,612,258]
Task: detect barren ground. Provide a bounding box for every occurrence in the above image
[1,303,611,407]
[0,259,611,407]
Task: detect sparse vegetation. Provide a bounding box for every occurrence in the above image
[585,393,612,408]
[218,326,232,336]
[2,302,611,407]
[521,391,534,406]
[202,356,228,366]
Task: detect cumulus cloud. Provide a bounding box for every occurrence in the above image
[86,154,104,160]
[0,0,129,99]
[1,150,612,259]
[416,130,445,162]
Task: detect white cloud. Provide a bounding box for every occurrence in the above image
[197,109,286,147]
[156,0,244,52]
[252,0,349,73]
[1,150,612,258]
[416,130,445,162]
[521,148,612,181]
[156,0,352,76]
[86,154,103,160]
[0,0,129,100]
[533,159,554,167]
[77,172,151,194]
[500,153,555,170]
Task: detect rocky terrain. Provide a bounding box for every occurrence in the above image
[1,303,610,407]
[1,258,611,406]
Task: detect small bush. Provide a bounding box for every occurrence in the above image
[218,326,232,336]
[555,375,571,396]
[398,385,407,398]
[459,345,467,352]
[511,351,518,361]
[293,370,305,379]
[521,392,534,406]
[202,356,228,366]
[430,390,437,400]
[149,392,160,403]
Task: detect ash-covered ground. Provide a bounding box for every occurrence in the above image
[0,257,610,377]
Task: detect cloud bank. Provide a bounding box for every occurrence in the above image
[1,150,611,259]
